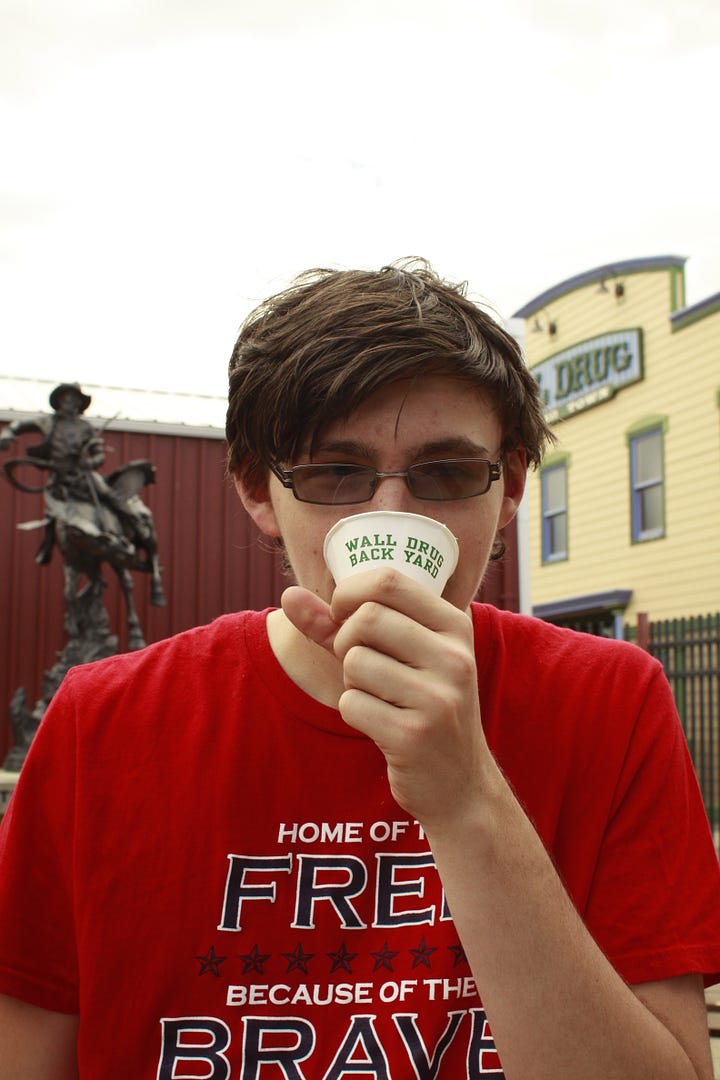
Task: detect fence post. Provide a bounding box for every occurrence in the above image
[637,612,650,652]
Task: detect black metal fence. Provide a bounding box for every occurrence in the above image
[626,613,720,849]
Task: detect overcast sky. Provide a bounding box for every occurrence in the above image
[2,0,719,399]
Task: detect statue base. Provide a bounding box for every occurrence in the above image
[3,629,118,772]
[0,770,17,816]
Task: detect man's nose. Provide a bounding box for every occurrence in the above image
[369,474,417,511]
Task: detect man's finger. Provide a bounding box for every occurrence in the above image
[281,586,341,653]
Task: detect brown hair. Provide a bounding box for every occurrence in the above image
[226,258,553,490]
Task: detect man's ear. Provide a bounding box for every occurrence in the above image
[498,446,528,529]
[233,472,282,539]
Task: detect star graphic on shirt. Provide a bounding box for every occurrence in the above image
[448,942,468,967]
[239,944,271,975]
[327,942,359,973]
[371,941,399,972]
[196,945,227,977]
[409,937,436,969]
[282,942,314,974]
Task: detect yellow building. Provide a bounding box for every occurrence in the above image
[514,255,720,636]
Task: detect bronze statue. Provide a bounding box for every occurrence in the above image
[1,382,166,769]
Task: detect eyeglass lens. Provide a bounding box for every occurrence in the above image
[290,460,494,504]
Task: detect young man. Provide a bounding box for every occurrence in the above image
[0,260,718,1078]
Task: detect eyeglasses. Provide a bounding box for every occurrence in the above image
[270,458,502,505]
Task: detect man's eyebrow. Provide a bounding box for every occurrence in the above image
[411,436,493,458]
[310,439,374,458]
[309,436,492,459]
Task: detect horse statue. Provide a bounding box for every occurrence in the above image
[11,457,166,647]
[0,382,166,768]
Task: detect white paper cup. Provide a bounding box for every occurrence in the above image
[323,511,459,595]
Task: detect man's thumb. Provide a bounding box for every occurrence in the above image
[281,586,340,653]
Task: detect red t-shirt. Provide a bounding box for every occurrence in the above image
[0,605,718,1078]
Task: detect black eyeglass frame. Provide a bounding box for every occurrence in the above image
[269,457,503,505]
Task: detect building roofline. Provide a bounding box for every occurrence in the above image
[533,589,632,620]
[0,409,226,441]
[513,256,686,318]
[0,375,227,438]
[669,290,720,328]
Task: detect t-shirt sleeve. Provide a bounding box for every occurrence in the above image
[0,682,79,1012]
[582,665,720,987]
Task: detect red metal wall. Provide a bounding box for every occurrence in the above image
[0,426,288,764]
[0,424,518,764]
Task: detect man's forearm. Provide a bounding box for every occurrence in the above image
[0,994,78,1080]
[424,758,707,1080]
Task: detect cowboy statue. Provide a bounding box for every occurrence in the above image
[0,382,166,769]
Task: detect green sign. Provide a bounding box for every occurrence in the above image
[533,329,643,422]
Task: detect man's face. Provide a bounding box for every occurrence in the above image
[57,392,81,416]
[239,376,526,612]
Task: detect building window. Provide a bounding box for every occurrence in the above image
[630,427,664,541]
[541,461,568,562]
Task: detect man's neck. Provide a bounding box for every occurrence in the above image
[265,609,345,709]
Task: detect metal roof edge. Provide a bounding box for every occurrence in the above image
[0,409,226,441]
[533,589,632,620]
[513,256,686,318]
[0,375,228,434]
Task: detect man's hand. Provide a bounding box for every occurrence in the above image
[282,569,490,832]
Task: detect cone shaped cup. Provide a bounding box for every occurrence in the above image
[323,511,459,595]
